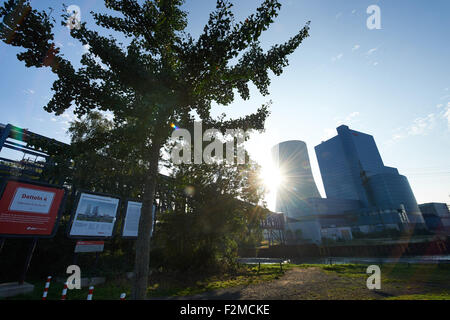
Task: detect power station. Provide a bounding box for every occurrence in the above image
[272,125,446,244]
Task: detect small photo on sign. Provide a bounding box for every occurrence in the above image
[69,192,120,238]
[75,199,117,223]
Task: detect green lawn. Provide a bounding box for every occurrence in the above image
[308,263,450,300]
[147,263,295,297]
[386,293,450,300]
[3,264,293,300]
[3,263,449,300]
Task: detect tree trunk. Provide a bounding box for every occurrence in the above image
[131,145,160,300]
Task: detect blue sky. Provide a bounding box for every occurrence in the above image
[0,0,449,210]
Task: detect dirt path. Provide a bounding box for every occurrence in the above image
[158,267,394,300]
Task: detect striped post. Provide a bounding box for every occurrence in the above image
[120,293,126,300]
[42,276,52,300]
[61,282,68,300]
[87,286,94,300]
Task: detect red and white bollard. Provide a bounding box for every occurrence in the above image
[87,286,94,300]
[42,276,52,300]
[120,293,126,300]
[61,281,68,300]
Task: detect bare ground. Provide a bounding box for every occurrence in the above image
[157,266,449,300]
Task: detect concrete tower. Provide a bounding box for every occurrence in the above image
[272,140,321,219]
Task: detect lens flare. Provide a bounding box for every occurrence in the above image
[260,163,284,192]
[11,127,25,141]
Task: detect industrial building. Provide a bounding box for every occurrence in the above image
[273,125,429,244]
[315,125,425,226]
[419,203,450,235]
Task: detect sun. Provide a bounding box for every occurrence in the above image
[260,163,284,192]
[259,162,284,211]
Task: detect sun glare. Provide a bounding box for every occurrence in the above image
[260,164,284,192]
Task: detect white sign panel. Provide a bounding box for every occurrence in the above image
[122,201,155,238]
[9,187,55,214]
[69,193,119,238]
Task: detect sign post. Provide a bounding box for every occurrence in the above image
[73,241,105,267]
[0,238,4,255]
[67,191,120,283]
[18,238,38,285]
[0,179,67,287]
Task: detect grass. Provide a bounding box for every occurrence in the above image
[381,263,450,283]
[312,263,369,277]
[307,262,450,300]
[297,262,450,283]
[2,264,293,300]
[3,263,449,300]
[147,263,295,297]
[158,262,450,300]
[385,293,450,300]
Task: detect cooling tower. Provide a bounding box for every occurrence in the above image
[365,173,425,225]
[272,140,321,219]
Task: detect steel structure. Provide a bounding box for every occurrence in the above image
[261,212,286,246]
[0,123,69,184]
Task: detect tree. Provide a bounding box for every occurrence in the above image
[155,155,267,272]
[67,111,149,199]
[0,0,310,299]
